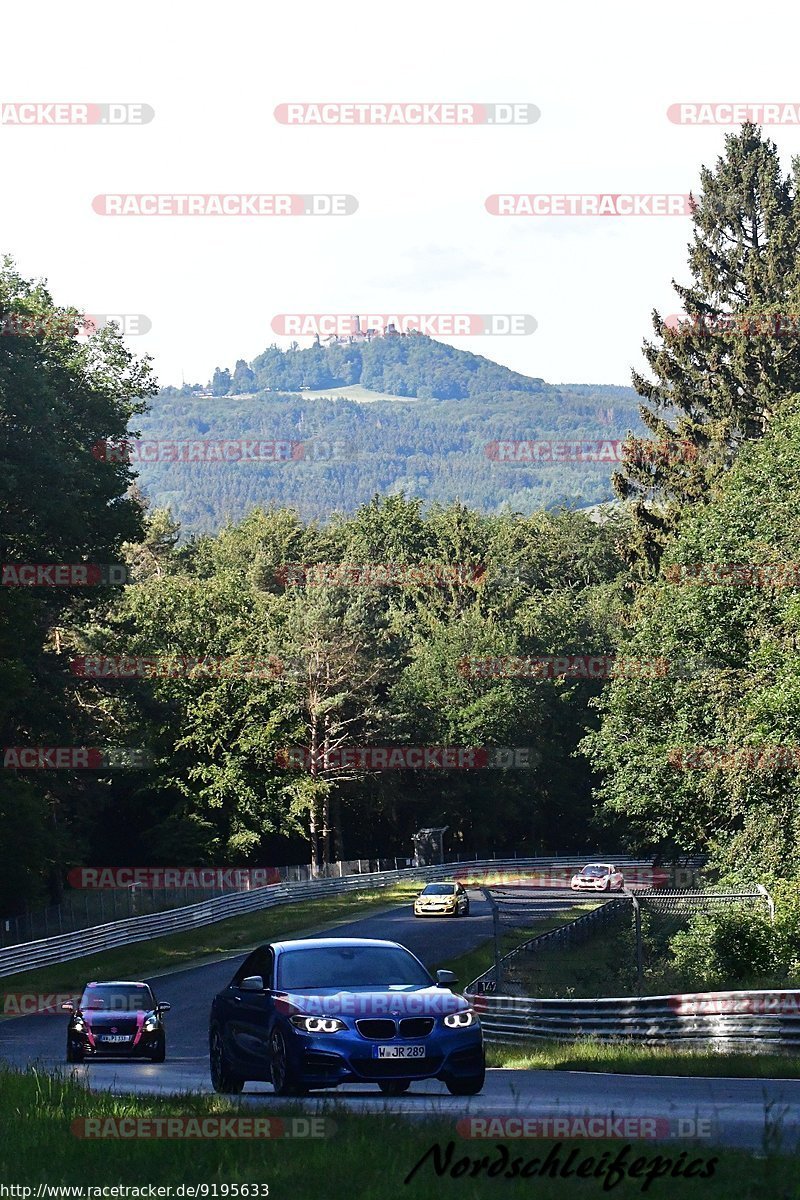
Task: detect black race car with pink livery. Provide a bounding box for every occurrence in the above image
[62,981,171,1062]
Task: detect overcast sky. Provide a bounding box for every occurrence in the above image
[4,0,800,389]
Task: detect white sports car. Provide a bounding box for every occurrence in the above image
[570,863,624,892]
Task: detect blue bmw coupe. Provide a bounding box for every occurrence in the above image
[208,937,485,1096]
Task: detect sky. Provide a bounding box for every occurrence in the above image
[3,0,800,389]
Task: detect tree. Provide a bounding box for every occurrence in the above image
[230,359,256,394]
[0,256,157,905]
[211,366,231,396]
[614,124,800,569]
[586,395,800,875]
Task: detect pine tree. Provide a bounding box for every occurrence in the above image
[615,124,800,569]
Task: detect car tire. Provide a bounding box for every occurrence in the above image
[210,1027,244,1095]
[66,1041,83,1064]
[150,1036,166,1063]
[270,1027,307,1097]
[602,879,610,891]
[445,1066,485,1096]
[462,902,470,917]
[378,1080,411,1095]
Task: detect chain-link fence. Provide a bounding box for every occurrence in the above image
[468,887,771,998]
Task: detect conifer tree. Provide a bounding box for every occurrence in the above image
[615,124,800,568]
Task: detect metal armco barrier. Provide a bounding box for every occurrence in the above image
[468,989,800,1051]
[0,855,661,979]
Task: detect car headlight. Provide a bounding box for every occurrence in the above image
[443,1009,477,1029]
[289,1015,347,1034]
[143,1015,159,1032]
[72,1018,85,1032]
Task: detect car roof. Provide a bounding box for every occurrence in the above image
[422,880,458,886]
[85,980,150,987]
[269,937,405,954]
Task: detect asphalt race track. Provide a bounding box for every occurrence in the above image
[2,890,799,1153]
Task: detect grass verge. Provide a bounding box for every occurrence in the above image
[438,905,598,989]
[0,1067,797,1198]
[487,1038,800,1078]
[0,882,419,1001]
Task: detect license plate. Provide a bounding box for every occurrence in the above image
[372,1044,425,1059]
[98,1034,131,1043]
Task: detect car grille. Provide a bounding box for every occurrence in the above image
[355,1019,397,1039]
[355,1017,435,1039]
[352,1056,443,1079]
[89,1018,138,1035]
[398,1017,434,1038]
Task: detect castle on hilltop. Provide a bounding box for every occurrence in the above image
[315,316,407,348]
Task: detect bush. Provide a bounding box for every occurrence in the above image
[668,905,789,991]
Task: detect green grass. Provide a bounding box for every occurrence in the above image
[285,383,418,403]
[1,1067,799,1197]
[0,882,419,1002]
[435,906,600,990]
[487,1038,800,1078]
[503,911,644,998]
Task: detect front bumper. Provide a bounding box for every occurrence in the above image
[414,904,458,916]
[69,1031,163,1057]
[286,1023,484,1087]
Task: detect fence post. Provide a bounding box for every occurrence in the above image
[756,883,775,923]
[481,887,503,991]
[631,895,644,993]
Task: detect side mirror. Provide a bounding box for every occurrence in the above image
[155,1002,171,1015]
[61,1002,75,1013]
[240,975,265,992]
[436,969,457,987]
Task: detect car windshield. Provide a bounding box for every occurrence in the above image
[422,884,456,895]
[581,866,608,877]
[80,985,153,1011]
[277,945,432,990]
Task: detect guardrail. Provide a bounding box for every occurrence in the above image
[0,856,663,979]
[0,853,677,949]
[468,988,800,1051]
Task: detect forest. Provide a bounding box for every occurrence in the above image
[3,124,800,928]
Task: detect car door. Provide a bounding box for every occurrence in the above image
[225,946,275,1073]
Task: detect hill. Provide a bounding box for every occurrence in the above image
[137,335,643,532]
